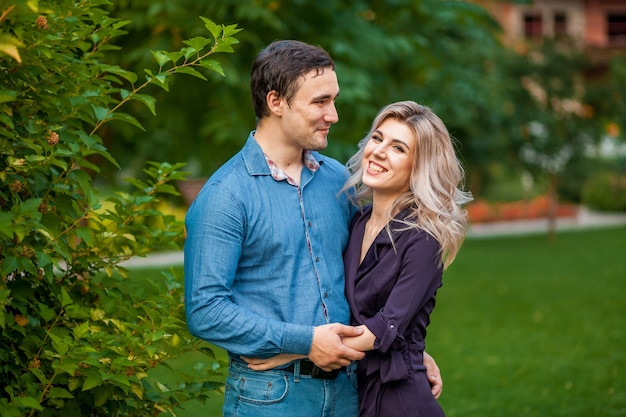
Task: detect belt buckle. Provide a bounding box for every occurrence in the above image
[311,365,341,380]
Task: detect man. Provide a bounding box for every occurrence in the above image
[184,40,441,417]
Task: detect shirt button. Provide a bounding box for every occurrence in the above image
[308,221,313,227]
[390,325,395,329]
[315,256,319,262]
[324,292,328,298]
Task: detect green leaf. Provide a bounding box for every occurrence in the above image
[151,50,171,67]
[11,396,43,411]
[181,46,197,60]
[29,367,48,385]
[92,105,110,122]
[174,66,208,81]
[93,386,111,407]
[49,333,70,356]
[155,183,180,196]
[73,321,90,340]
[200,17,221,39]
[68,377,82,392]
[223,23,243,38]
[0,113,14,129]
[0,89,18,104]
[47,387,74,399]
[60,287,73,308]
[109,112,145,130]
[38,303,57,322]
[130,94,157,115]
[82,374,104,391]
[75,226,94,246]
[58,360,79,377]
[99,64,138,84]
[199,59,225,77]
[36,251,52,269]
[214,39,238,54]
[151,73,170,91]
[0,212,14,239]
[183,36,212,52]
[1,255,17,276]
[165,51,185,64]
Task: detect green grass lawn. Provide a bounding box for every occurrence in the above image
[431,225,626,417]
[130,225,626,416]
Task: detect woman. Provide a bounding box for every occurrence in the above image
[339,101,472,416]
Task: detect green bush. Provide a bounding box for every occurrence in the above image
[1,1,239,415]
[581,171,626,212]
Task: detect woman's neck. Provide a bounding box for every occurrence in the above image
[369,192,398,226]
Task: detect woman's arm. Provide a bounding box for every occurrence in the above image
[340,324,376,351]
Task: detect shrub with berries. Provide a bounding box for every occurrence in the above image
[1,2,240,415]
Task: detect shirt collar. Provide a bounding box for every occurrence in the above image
[242,132,322,179]
[264,150,320,185]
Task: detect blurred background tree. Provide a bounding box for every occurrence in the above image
[99,0,513,195]
[96,0,625,210]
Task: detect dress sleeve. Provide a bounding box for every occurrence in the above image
[184,182,313,357]
[362,231,442,354]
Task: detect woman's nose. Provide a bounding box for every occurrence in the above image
[372,144,386,158]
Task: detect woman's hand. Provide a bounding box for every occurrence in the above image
[241,353,306,371]
[423,351,443,399]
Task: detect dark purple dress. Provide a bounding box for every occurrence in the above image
[344,206,445,417]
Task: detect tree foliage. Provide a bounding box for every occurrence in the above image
[1,1,239,415]
[100,1,626,205]
[101,0,509,184]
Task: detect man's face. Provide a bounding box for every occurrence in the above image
[281,67,339,151]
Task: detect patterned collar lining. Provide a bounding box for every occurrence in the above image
[264,150,320,186]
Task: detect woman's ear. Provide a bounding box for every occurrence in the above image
[266,90,283,116]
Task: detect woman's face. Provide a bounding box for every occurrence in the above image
[361,118,416,198]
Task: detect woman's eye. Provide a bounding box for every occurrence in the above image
[393,145,405,152]
[371,135,382,142]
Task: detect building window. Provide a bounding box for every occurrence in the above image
[607,13,626,46]
[524,12,543,38]
[554,12,567,36]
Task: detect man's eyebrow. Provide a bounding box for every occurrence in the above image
[312,90,340,102]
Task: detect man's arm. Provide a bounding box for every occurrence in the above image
[184,183,312,357]
[242,324,366,371]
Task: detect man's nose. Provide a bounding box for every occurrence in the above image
[325,103,339,124]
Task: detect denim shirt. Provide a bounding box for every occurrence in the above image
[184,133,353,359]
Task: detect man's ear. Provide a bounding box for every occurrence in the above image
[266,90,283,116]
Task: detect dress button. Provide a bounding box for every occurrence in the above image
[390,325,395,329]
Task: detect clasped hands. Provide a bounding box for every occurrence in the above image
[241,323,442,399]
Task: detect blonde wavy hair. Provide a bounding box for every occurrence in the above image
[344,101,473,269]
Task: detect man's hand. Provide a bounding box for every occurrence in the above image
[309,323,365,371]
[424,351,443,399]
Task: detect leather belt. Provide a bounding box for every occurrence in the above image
[283,360,345,379]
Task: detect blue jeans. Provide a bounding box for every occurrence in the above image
[223,360,358,417]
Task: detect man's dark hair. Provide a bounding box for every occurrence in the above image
[251,40,335,120]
